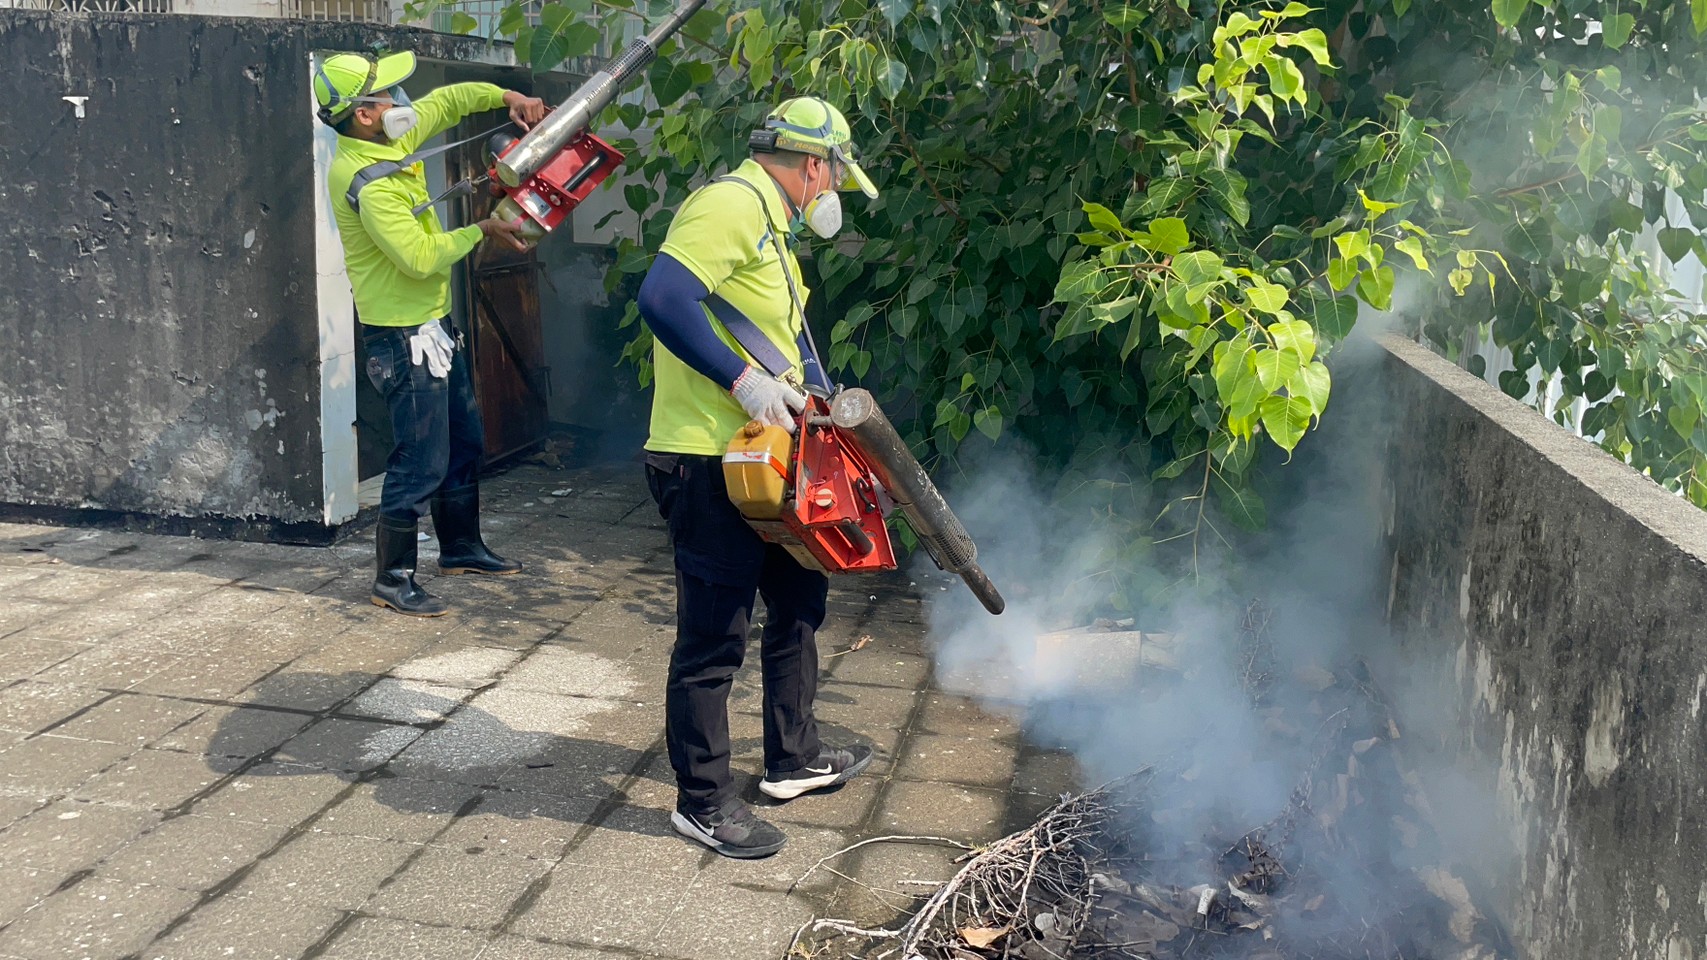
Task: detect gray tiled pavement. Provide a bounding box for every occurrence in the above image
[0,463,1076,960]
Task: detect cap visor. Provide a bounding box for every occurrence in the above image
[373,51,417,91]
[842,160,878,199]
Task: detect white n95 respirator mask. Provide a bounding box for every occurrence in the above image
[801,189,843,239]
[379,86,418,140]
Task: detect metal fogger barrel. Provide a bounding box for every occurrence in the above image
[495,0,705,188]
[830,389,1006,615]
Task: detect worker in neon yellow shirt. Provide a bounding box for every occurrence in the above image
[635,97,880,859]
[315,50,545,617]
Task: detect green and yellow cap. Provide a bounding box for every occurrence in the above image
[761,97,877,199]
[313,51,417,125]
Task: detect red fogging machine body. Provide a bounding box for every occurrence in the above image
[726,395,898,577]
[486,132,625,242]
[724,389,1006,616]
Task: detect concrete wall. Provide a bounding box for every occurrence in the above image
[1,12,327,537]
[1379,334,1707,960]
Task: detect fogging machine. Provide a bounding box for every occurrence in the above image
[483,0,706,245]
[725,390,1006,616]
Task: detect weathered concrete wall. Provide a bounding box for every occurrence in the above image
[1380,334,1707,960]
[0,12,531,541]
[1,13,324,532]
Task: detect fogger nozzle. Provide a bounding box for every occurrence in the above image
[495,0,706,187]
[830,388,1006,615]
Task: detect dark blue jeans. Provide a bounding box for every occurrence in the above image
[646,452,828,814]
[362,318,485,522]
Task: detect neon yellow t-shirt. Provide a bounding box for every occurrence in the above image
[646,159,810,456]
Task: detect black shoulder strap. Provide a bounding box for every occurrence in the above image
[345,159,406,213]
[703,293,793,379]
[344,120,512,216]
[705,174,824,383]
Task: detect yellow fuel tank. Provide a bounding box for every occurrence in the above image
[723,420,793,520]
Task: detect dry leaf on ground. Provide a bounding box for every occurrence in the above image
[958,926,1007,948]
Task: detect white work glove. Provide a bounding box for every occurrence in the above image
[731,366,807,433]
[408,322,455,379]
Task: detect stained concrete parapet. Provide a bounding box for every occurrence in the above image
[1379,333,1707,960]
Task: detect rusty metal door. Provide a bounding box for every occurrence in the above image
[447,115,552,464]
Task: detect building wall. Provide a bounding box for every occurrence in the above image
[1379,334,1707,960]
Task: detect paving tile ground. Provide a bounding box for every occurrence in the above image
[0,462,1068,960]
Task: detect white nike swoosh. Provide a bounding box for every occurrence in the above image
[803,764,833,775]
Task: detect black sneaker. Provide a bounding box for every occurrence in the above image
[759,744,874,801]
[670,802,787,859]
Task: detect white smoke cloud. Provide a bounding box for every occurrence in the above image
[916,325,1515,951]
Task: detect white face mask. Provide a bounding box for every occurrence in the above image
[381,105,418,140]
[379,86,417,140]
[794,161,842,239]
[802,189,842,239]
[347,86,416,141]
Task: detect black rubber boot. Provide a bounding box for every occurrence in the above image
[371,516,449,617]
[432,484,523,576]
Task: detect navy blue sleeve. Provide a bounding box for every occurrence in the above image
[635,253,748,391]
[797,331,829,390]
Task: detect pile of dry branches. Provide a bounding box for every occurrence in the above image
[796,596,1522,960]
[796,772,1149,960]
[798,652,1513,960]
[1238,599,1277,705]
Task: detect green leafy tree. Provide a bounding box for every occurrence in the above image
[411,0,1707,602]
[1377,0,1707,503]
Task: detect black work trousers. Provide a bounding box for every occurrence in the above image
[362,317,485,523]
[645,452,828,814]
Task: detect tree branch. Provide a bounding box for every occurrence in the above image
[790,835,976,895]
[588,0,720,55]
[1493,168,1583,199]
[884,102,967,224]
[1016,0,1069,27]
[1193,452,1213,578]
[1493,129,1694,199]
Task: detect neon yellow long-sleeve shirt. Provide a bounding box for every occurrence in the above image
[327,82,508,327]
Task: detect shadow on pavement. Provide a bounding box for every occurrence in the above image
[204,669,869,839]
